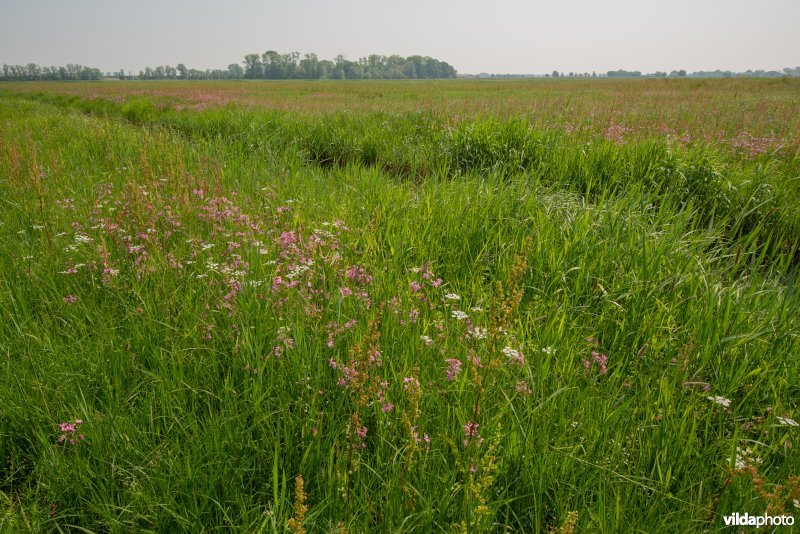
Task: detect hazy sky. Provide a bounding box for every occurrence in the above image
[2,0,798,74]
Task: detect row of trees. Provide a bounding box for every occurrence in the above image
[134,52,457,80]
[1,63,103,81]
[0,52,457,82]
[133,64,245,80]
[134,53,457,81]
[242,52,456,80]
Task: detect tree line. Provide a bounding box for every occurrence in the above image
[1,51,457,81]
[240,52,456,80]
[1,63,103,81]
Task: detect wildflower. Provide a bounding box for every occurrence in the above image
[444,293,461,301]
[62,295,78,304]
[403,376,421,391]
[279,231,297,248]
[463,421,484,448]
[409,281,421,293]
[287,475,308,534]
[346,265,372,284]
[382,402,394,413]
[707,396,731,408]
[734,446,762,469]
[420,335,433,346]
[57,419,85,445]
[464,421,479,437]
[470,306,483,313]
[502,346,525,365]
[541,346,555,356]
[777,416,798,427]
[451,310,468,320]
[515,381,530,394]
[445,358,462,381]
[583,351,608,375]
[467,326,487,340]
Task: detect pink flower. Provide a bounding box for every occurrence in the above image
[445,358,462,381]
[584,351,608,375]
[62,295,78,304]
[57,419,85,446]
[279,231,297,248]
[464,421,479,437]
[346,265,372,285]
[463,421,483,447]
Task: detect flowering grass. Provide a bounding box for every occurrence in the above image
[0,81,799,532]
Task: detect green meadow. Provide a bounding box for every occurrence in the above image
[1,79,799,532]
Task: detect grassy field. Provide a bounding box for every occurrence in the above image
[1,79,799,532]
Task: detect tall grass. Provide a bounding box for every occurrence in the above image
[0,85,798,532]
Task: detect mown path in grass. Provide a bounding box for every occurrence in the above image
[0,92,798,532]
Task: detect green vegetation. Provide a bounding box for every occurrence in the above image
[1,52,457,82]
[1,80,799,532]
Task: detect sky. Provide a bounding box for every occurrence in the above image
[2,0,799,74]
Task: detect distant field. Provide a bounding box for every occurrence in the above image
[1,80,798,532]
[5,78,800,147]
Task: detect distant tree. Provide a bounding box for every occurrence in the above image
[227,63,244,79]
[552,70,559,78]
[607,70,641,77]
[243,54,263,79]
[299,53,320,79]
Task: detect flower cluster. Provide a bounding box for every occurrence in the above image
[57,419,85,446]
[445,358,462,381]
[707,395,732,408]
[583,351,608,375]
[463,421,484,448]
[501,346,525,365]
